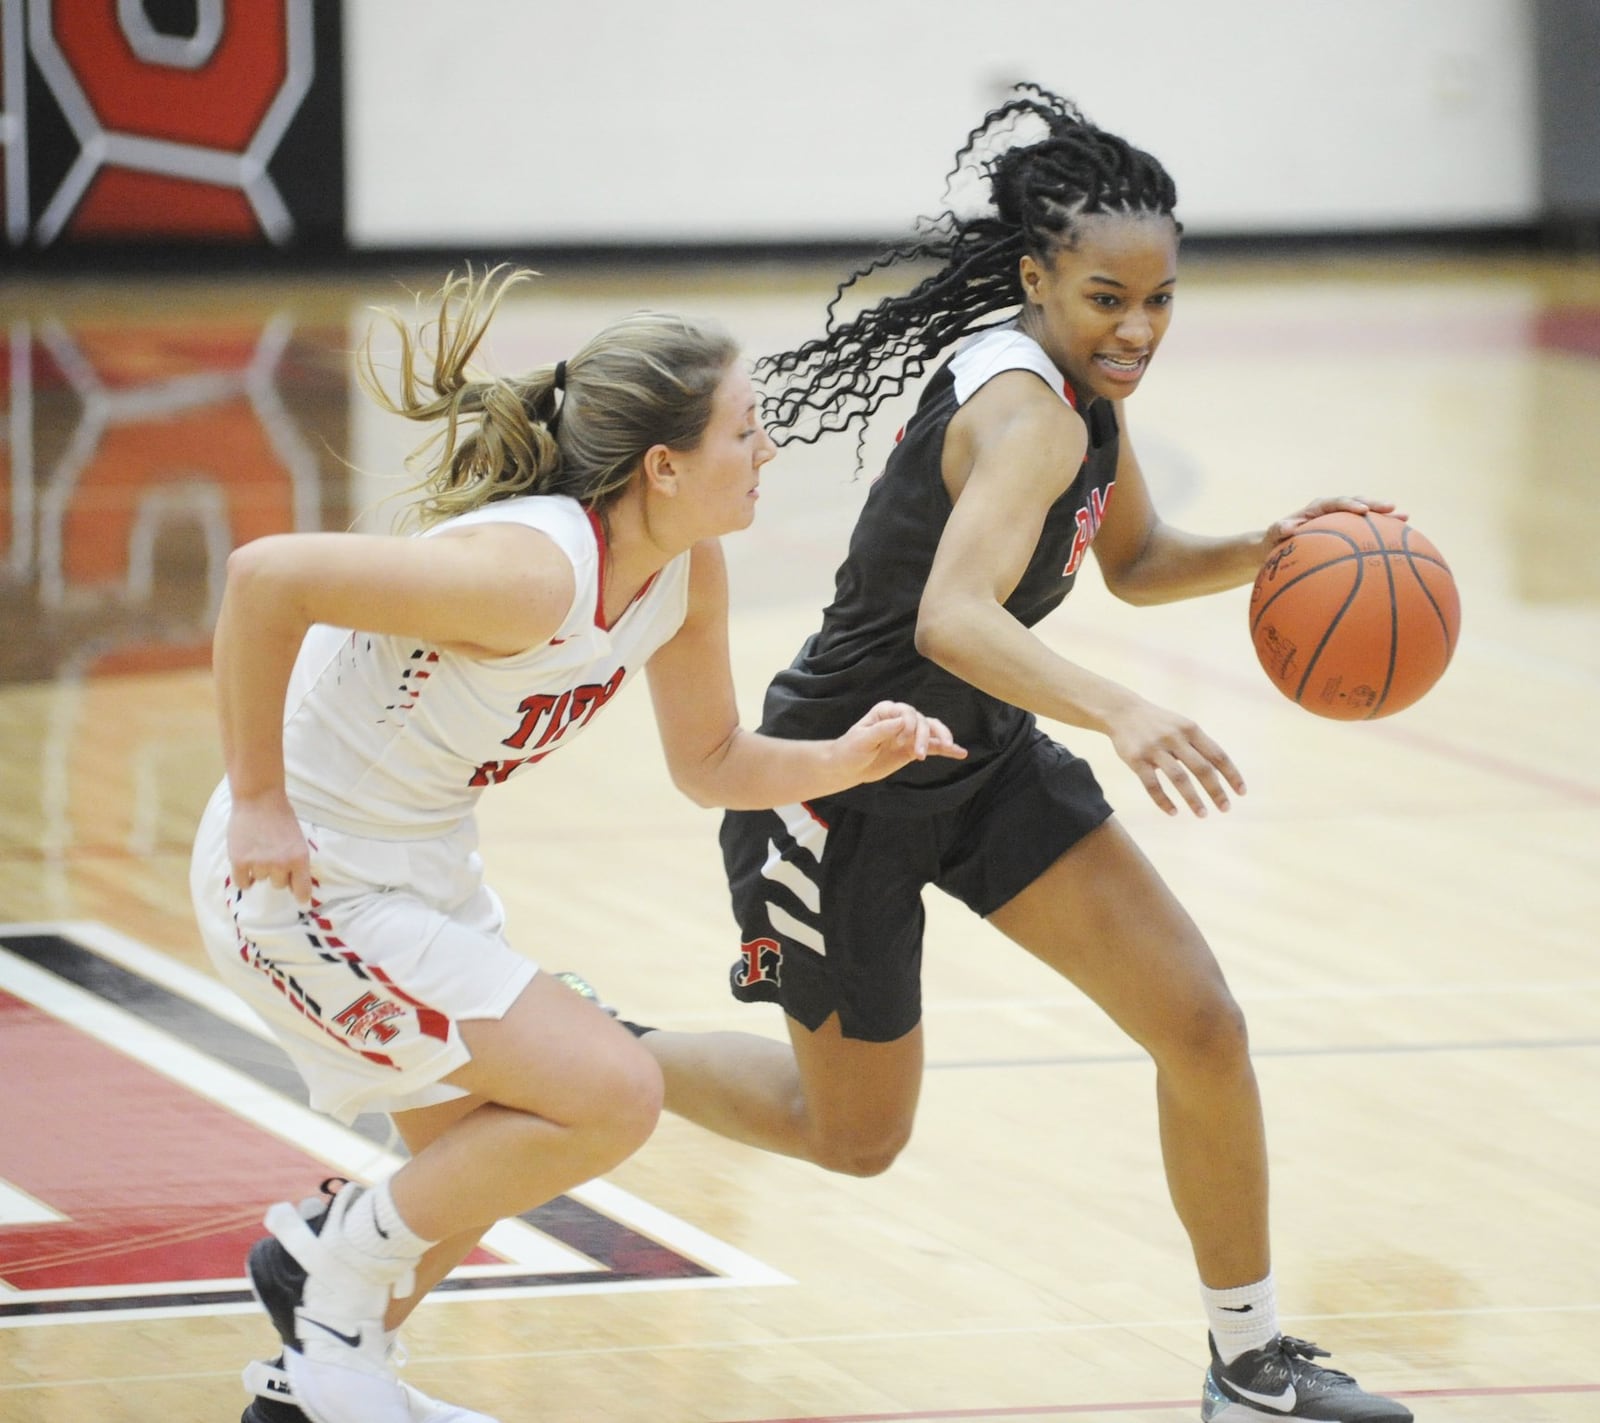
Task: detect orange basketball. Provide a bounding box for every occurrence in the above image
[1248,511,1460,720]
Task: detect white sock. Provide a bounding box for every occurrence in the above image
[264,1180,429,1385]
[338,1178,433,1266]
[311,1177,434,1308]
[1202,1271,1280,1363]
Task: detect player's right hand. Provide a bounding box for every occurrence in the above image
[835,700,967,784]
[227,790,314,904]
[1106,699,1245,818]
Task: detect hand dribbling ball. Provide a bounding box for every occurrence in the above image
[1249,511,1460,720]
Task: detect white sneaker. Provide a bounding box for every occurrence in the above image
[247,1185,416,1423]
[243,1355,501,1423]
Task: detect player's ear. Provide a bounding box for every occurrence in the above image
[1019,254,1045,306]
[641,444,679,496]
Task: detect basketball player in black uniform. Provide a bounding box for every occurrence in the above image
[624,87,1414,1422]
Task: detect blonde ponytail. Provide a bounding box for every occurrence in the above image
[359,266,739,530]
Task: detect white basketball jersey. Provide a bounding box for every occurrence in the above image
[280,495,691,838]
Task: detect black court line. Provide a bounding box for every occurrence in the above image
[0,930,710,1320]
[925,1035,1600,1073]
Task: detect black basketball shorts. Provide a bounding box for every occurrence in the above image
[718,728,1113,1042]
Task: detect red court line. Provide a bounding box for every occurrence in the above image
[734,1380,1600,1422]
[1407,1384,1600,1399]
[738,1404,1185,1422]
[1065,625,1600,808]
[1355,716,1600,808]
[0,843,195,862]
[1161,305,1600,363]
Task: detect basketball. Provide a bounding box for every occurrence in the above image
[1248,511,1460,720]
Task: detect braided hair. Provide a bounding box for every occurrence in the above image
[757,85,1180,449]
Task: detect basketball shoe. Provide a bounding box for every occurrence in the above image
[551,970,654,1035]
[241,1353,499,1423]
[246,1179,417,1423]
[1200,1334,1412,1422]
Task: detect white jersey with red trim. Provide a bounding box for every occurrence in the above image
[279,494,691,838]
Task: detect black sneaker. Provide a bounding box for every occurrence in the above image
[552,970,655,1036]
[1201,1334,1412,1422]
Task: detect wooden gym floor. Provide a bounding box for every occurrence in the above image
[1,247,1597,1422]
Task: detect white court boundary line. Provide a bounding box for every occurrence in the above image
[0,922,790,1327]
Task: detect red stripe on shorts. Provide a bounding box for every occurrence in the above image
[358,960,452,1042]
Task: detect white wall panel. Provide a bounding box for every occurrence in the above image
[345,0,1539,246]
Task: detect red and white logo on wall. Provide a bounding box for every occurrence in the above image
[0,0,344,248]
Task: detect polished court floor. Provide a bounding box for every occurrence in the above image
[1,247,1597,1422]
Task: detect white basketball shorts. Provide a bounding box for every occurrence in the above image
[190,782,538,1124]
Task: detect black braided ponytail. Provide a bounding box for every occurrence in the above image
[756,85,1179,449]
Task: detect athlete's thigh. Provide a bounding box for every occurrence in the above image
[391,1093,486,1154]
[786,1011,925,1145]
[445,971,661,1127]
[986,816,1233,1049]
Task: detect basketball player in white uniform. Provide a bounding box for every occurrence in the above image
[189,268,963,1423]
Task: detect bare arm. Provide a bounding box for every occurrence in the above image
[915,376,1144,737]
[913,376,1242,817]
[214,523,574,898]
[645,540,964,810]
[1093,403,1401,605]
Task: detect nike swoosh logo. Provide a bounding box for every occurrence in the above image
[1220,1303,1254,1312]
[302,1316,364,1349]
[1231,1381,1296,1411]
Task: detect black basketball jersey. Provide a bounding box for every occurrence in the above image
[761,324,1121,815]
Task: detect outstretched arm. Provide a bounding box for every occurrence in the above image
[645,540,964,810]
[1091,403,1401,604]
[214,523,575,900]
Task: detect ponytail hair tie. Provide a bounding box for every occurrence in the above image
[553,359,567,391]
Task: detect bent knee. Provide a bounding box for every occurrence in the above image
[546,1036,663,1172]
[596,1040,665,1156]
[806,1122,912,1178]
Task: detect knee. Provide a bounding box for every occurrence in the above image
[543,1037,663,1175]
[805,1121,912,1178]
[1155,988,1252,1080]
[597,1041,665,1163]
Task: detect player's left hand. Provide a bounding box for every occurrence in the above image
[835,700,967,784]
[1264,495,1407,551]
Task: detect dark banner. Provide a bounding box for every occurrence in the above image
[1,0,343,252]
